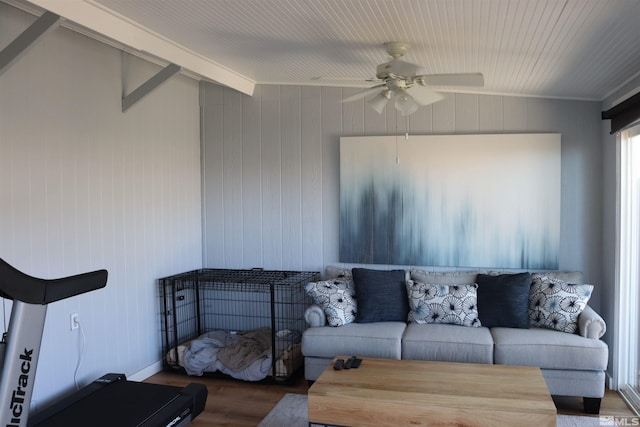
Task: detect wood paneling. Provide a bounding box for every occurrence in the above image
[201,84,225,265]
[321,87,344,265]
[261,86,283,269]
[281,86,303,269]
[202,82,604,308]
[90,0,640,102]
[300,86,324,269]
[0,4,202,407]
[241,85,263,267]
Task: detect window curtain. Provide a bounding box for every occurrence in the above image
[614,126,640,414]
[603,91,640,134]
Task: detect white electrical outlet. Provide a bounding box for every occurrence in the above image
[70,312,79,330]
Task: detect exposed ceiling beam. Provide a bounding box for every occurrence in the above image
[11,0,255,96]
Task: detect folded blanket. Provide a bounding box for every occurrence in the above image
[182,330,228,376]
[217,328,272,371]
[174,328,302,380]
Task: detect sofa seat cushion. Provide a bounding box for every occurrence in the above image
[492,327,608,371]
[302,322,405,359]
[402,323,494,364]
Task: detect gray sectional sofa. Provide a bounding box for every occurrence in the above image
[301,268,609,414]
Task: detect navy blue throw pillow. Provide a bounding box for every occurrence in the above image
[352,268,408,323]
[476,272,532,329]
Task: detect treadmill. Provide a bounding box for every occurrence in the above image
[27,373,207,427]
[0,258,207,427]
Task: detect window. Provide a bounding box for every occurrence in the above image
[615,125,640,413]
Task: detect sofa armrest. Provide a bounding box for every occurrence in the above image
[579,305,606,339]
[304,304,326,327]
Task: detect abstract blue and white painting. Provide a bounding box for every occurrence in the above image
[339,134,561,269]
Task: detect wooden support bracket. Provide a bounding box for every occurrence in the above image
[0,11,61,77]
[122,63,181,112]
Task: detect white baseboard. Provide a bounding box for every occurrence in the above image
[608,372,616,390]
[128,360,163,382]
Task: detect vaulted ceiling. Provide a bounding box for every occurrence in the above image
[6,0,640,102]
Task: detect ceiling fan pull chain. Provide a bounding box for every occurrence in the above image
[406,114,410,139]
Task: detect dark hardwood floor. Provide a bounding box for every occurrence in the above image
[145,370,636,426]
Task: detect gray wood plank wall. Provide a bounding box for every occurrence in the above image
[1,3,202,408]
[201,83,604,314]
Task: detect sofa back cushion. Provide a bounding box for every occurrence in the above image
[410,269,484,285]
[352,268,408,323]
[325,266,353,280]
[535,271,583,284]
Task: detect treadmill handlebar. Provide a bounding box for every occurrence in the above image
[0,258,107,304]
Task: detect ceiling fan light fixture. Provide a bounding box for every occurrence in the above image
[367,89,392,114]
[394,88,419,116]
[338,42,483,117]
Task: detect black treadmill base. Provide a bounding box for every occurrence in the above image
[28,373,207,427]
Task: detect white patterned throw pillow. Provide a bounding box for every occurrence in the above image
[406,280,481,327]
[304,279,357,327]
[529,273,593,334]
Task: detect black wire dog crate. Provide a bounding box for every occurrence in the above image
[159,268,319,383]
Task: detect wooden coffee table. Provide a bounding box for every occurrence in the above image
[308,357,556,427]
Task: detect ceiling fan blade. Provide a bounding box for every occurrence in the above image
[339,85,386,103]
[406,85,445,106]
[311,76,381,83]
[417,73,484,87]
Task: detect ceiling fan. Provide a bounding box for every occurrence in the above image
[339,42,484,116]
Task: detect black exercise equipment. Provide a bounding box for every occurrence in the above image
[0,258,207,427]
[27,373,207,427]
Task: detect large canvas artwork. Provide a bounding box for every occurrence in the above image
[339,134,561,269]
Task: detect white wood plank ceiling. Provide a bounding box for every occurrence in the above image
[6,0,640,101]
